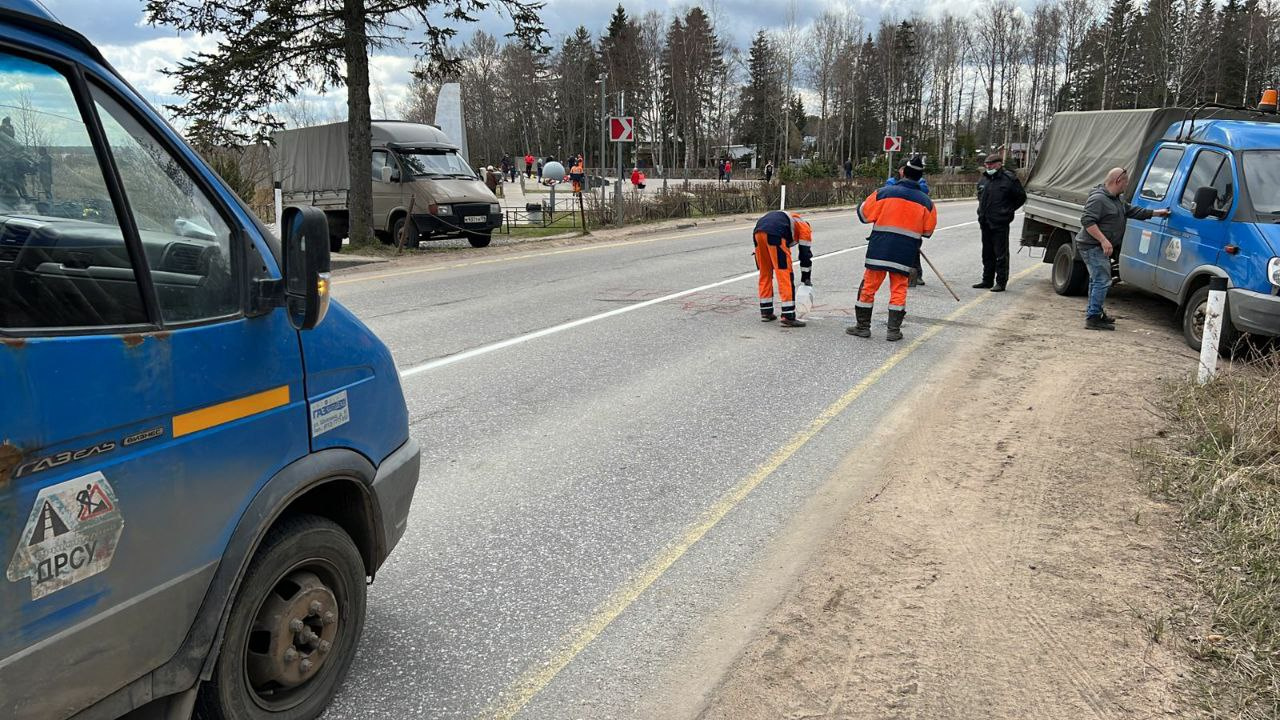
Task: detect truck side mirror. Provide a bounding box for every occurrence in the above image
[282,205,332,330]
[1192,186,1221,220]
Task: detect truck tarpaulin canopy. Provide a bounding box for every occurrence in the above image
[273,121,462,194]
[1025,109,1189,206]
[274,123,351,193]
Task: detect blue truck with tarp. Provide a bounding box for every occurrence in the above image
[0,2,421,718]
[1020,101,1280,351]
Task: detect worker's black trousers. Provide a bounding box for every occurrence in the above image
[979,219,1011,286]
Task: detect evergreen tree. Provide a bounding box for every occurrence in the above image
[738,31,783,159]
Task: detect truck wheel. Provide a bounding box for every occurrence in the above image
[195,514,366,720]
[467,231,492,248]
[391,216,420,249]
[1182,284,1240,355]
[1051,243,1088,296]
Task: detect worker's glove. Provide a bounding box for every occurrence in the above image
[801,269,812,286]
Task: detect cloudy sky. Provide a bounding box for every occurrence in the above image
[39,0,983,122]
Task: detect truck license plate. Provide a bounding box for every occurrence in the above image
[464,215,486,224]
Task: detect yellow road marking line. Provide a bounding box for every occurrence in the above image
[172,385,291,438]
[482,261,1044,720]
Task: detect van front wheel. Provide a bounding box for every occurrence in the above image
[468,231,492,248]
[195,515,366,720]
[1183,284,1240,355]
[391,216,420,249]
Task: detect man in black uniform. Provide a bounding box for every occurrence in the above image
[974,153,1026,292]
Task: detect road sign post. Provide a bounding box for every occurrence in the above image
[610,113,633,223]
[884,134,903,176]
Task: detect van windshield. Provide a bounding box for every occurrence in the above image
[1242,151,1280,216]
[398,149,475,180]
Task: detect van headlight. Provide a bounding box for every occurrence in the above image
[1270,257,1280,287]
[436,204,453,215]
[490,203,501,215]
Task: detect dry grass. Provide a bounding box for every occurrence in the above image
[1142,353,1280,718]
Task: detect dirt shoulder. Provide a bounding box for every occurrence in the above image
[696,277,1203,719]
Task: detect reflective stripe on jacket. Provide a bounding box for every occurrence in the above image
[857,180,937,275]
[753,210,813,268]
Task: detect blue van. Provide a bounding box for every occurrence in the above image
[0,3,421,718]
[1021,105,1280,350]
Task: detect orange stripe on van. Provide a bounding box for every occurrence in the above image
[172,386,291,438]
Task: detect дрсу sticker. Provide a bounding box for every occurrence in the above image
[6,471,125,600]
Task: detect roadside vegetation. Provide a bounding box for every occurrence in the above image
[1142,355,1280,718]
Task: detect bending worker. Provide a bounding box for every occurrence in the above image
[753,209,813,327]
[849,155,937,342]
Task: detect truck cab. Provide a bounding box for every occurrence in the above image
[1021,105,1280,351]
[1122,121,1280,348]
[0,3,421,718]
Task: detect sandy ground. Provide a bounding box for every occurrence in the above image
[694,275,1203,720]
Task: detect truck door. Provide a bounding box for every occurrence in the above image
[1123,145,1184,293]
[371,149,404,233]
[0,51,308,719]
[1158,148,1234,294]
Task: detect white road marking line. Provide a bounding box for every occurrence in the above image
[398,220,978,379]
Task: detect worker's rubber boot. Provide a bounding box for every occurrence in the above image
[780,315,806,328]
[846,306,872,338]
[761,313,777,322]
[885,309,906,342]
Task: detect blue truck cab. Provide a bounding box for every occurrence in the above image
[1021,104,1280,351]
[0,3,421,719]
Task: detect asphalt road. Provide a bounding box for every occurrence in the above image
[322,200,1044,719]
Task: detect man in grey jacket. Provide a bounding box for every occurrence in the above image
[1077,167,1170,330]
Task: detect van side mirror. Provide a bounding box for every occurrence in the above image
[1192,186,1222,220]
[282,205,331,330]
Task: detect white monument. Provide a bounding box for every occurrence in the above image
[434,83,469,164]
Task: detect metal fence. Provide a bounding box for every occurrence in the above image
[574,179,977,229]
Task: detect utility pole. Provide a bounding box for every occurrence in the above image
[598,73,607,205]
[614,94,625,221]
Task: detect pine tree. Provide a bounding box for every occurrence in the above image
[738,31,783,159]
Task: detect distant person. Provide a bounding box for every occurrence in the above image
[569,156,585,194]
[536,160,544,182]
[37,147,52,200]
[1077,167,1170,330]
[500,154,512,182]
[753,209,813,327]
[974,153,1027,293]
[630,166,646,190]
[483,165,500,194]
[524,152,535,179]
[843,157,853,180]
[0,117,13,138]
[848,156,936,342]
[724,159,733,184]
[764,161,774,185]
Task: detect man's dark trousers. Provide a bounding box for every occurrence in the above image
[979,218,1010,286]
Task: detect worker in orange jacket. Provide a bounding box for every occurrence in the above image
[848,155,937,341]
[753,210,813,327]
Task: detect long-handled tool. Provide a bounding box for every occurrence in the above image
[919,249,960,302]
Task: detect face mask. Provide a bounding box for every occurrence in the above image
[985,167,998,176]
